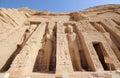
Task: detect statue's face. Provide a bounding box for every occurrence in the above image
[47,29,52,34]
[67,25,73,33]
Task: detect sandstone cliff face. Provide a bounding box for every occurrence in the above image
[0,4,120,78]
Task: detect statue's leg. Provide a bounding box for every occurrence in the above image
[73,43,84,71]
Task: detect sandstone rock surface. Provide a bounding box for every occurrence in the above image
[0,4,120,78]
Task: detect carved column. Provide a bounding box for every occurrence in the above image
[103,33,120,61]
[8,23,46,75]
[101,19,120,45]
[101,42,120,70]
[56,22,73,74]
[75,22,104,71]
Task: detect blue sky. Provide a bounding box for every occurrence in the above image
[0,0,120,12]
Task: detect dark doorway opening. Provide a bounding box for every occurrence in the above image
[93,43,109,70]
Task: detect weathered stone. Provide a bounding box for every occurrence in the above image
[0,4,120,78]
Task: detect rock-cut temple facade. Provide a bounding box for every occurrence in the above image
[0,4,120,78]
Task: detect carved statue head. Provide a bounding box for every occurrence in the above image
[46,29,53,36]
[66,25,73,34]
